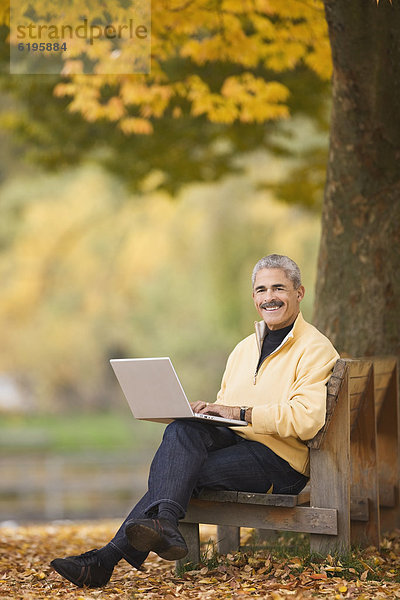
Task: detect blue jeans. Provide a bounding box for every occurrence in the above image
[110,420,308,567]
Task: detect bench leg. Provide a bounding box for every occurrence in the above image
[351,368,380,548]
[176,522,200,571]
[310,373,351,554]
[217,525,240,554]
[377,364,400,534]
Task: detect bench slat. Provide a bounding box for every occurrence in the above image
[379,482,396,507]
[349,376,370,395]
[197,489,369,521]
[348,360,373,378]
[237,492,297,507]
[197,490,298,507]
[307,359,348,450]
[371,357,397,377]
[184,500,338,535]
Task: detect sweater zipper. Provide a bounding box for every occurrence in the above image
[253,330,294,385]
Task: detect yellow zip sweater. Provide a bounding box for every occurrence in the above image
[215,312,339,476]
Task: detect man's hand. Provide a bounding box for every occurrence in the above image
[191,402,252,423]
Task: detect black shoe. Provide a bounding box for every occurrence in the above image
[125,517,188,561]
[50,549,113,588]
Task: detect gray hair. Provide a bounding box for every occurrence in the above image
[252,254,302,289]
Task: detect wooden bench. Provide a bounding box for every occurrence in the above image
[177,357,399,566]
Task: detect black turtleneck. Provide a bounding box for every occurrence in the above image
[256,322,294,372]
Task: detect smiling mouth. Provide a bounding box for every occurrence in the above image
[261,302,284,312]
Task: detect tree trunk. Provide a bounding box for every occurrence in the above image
[314,0,400,360]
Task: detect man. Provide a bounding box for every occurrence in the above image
[50,254,339,588]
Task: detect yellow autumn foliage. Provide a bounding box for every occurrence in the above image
[4,0,330,130]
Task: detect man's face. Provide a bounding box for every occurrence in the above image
[252,268,305,330]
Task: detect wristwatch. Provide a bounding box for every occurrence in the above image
[240,406,248,422]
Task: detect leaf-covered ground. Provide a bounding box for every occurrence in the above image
[1,521,400,599]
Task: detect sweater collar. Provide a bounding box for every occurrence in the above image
[254,312,304,354]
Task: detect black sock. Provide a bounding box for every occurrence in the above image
[96,543,123,569]
[157,502,181,525]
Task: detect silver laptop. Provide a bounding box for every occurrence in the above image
[110,357,247,427]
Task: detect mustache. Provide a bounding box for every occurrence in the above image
[261,301,284,309]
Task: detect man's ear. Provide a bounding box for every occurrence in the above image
[297,285,305,301]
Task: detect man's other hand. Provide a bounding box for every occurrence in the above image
[191,402,251,423]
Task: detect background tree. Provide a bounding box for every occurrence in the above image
[1,0,399,366]
[313,0,400,360]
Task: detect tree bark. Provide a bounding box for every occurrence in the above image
[314,0,400,360]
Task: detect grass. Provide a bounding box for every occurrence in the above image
[242,531,400,583]
[175,538,222,576]
[201,539,223,569]
[246,530,310,557]
[176,531,400,584]
[0,412,163,454]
